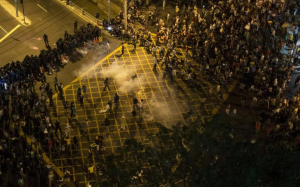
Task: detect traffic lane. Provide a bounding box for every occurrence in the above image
[0,6,20,39]
[7,0,51,23]
[0,0,87,65]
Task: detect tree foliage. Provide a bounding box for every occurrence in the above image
[100,115,300,186]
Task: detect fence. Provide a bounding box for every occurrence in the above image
[59,0,103,27]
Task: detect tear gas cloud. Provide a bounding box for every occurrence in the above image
[100,60,188,128]
[101,60,148,94]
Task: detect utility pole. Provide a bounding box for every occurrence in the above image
[20,0,25,24]
[124,0,127,29]
[108,0,111,23]
[15,0,18,17]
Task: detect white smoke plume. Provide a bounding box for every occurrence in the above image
[101,60,148,94]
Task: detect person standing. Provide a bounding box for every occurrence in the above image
[225,105,231,116]
[103,78,110,91]
[72,136,78,151]
[133,97,138,110]
[255,120,261,135]
[250,96,257,108]
[49,89,54,107]
[131,110,137,123]
[121,45,125,55]
[55,120,62,137]
[82,85,87,97]
[70,102,76,119]
[200,97,206,109]
[77,88,81,101]
[58,83,63,98]
[104,117,112,131]
[120,115,126,130]
[65,123,71,138]
[139,99,144,113]
[82,119,89,134]
[79,94,84,106]
[114,93,120,117]
[161,55,167,68]
[153,56,157,72]
[107,41,111,53]
[241,95,246,108]
[114,93,119,104]
[74,20,78,32]
[54,77,58,92]
[43,34,49,47]
[133,40,136,52]
[108,100,113,116]
[94,136,100,156]
[64,101,69,117]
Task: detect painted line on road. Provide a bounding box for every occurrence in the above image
[0,26,8,33]
[211,80,238,116]
[51,45,123,100]
[0,0,31,26]
[19,130,64,177]
[0,24,21,43]
[37,4,48,12]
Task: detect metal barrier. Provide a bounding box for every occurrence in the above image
[61,0,103,26]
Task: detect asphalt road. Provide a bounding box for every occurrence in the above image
[0,6,20,39]
[0,0,121,89]
[0,0,85,64]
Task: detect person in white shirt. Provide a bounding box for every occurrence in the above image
[139,99,144,112]
[107,41,110,53]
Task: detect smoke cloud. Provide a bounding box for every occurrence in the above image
[73,53,191,129]
[101,60,148,94]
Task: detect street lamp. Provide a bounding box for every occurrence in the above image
[124,0,127,29]
[15,0,18,17]
[20,0,25,24]
[108,0,111,23]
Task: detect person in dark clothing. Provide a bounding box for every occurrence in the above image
[103,78,110,91]
[55,120,62,137]
[94,136,101,156]
[74,20,78,32]
[121,45,125,55]
[79,94,84,106]
[58,83,63,98]
[64,31,69,40]
[64,101,69,117]
[77,88,81,101]
[133,40,136,52]
[49,89,54,107]
[133,97,138,110]
[132,110,137,123]
[54,77,58,92]
[104,117,112,131]
[108,100,113,116]
[114,93,119,104]
[72,136,78,150]
[43,34,49,47]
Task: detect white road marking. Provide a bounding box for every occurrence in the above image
[37,4,47,12]
[0,26,7,33]
[0,24,21,43]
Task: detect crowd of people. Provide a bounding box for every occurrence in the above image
[0,21,102,186]
[139,0,300,143]
[2,0,300,185]
[105,0,300,145]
